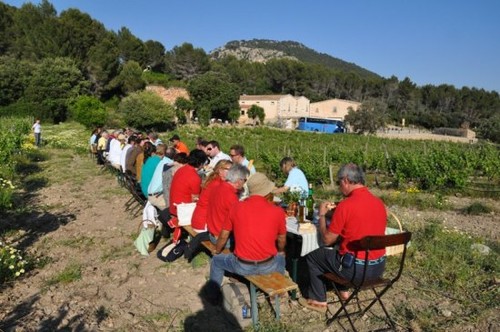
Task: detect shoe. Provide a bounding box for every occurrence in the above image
[298,297,327,314]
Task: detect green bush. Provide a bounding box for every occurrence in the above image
[68,95,108,129]
[118,90,175,131]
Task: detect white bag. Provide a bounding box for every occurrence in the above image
[176,202,196,226]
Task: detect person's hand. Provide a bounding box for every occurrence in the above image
[319,201,336,217]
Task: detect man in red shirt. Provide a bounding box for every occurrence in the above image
[299,163,387,313]
[169,134,190,155]
[210,172,287,286]
[206,164,249,245]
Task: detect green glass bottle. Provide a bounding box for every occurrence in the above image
[306,183,315,221]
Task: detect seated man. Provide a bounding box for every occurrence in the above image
[299,163,387,313]
[147,145,175,210]
[273,156,308,195]
[206,164,249,246]
[169,134,190,155]
[229,144,256,174]
[205,140,231,171]
[209,172,287,286]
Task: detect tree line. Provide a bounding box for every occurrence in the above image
[0,0,499,142]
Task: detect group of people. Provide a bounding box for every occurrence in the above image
[90,128,388,313]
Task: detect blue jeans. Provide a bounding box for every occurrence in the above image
[210,253,286,286]
[306,247,385,302]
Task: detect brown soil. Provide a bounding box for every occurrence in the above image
[0,150,498,331]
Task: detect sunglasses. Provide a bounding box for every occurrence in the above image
[206,147,213,151]
[230,154,238,157]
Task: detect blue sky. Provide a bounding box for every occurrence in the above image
[4,0,500,93]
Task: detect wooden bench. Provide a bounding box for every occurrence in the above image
[245,272,298,327]
[182,225,230,255]
[183,225,298,326]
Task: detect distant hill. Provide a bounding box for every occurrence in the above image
[210,39,380,79]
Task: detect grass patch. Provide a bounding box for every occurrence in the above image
[461,202,493,215]
[44,263,82,287]
[190,252,210,269]
[57,236,95,249]
[403,220,498,328]
[100,245,134,262]
[380,191,452,210]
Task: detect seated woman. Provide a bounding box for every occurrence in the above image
[191,159,233,233]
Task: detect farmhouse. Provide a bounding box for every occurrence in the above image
[238,94,310,125]
[309,98,361,120]
[238,95,361,126]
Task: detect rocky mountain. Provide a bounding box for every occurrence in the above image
[210,39,379,79]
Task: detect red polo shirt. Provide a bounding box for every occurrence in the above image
[169,164,201,216]
[206,181,238,237]
[191,177,223,231]
[329,187,387,260]
[223,195,286,261]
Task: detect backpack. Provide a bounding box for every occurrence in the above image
[221,281,252,328]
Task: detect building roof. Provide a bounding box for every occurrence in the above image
[239,94,284,101]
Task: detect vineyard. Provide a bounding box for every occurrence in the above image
[176,126,500,192]
[0,120,498,331]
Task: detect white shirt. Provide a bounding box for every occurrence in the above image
[32,123,41,133]
[120,144,132,173]
[208,151,231,169]
[107,138,122,166]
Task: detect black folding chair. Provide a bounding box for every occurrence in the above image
[324,232,412,331]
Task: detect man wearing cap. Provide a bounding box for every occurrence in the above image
[169,134,190,155]
[209,172,287,286]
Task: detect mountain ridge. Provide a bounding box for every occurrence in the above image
[210,39,380,79]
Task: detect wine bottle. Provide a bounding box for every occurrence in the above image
[305,183,315,221]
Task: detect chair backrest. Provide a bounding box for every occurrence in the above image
[358,232,412,251]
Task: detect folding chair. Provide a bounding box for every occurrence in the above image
[324,232,412,331]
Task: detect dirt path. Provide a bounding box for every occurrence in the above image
[0,149,498,331]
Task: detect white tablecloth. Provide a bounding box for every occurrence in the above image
[286,217,322,256]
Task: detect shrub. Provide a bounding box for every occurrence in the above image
[68,96,108,129]
[118,90,175,131]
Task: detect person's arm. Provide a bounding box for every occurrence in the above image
[318,201,339,246]
[213,229,230,254]
[276,233,286,255]
[272,185,289,195]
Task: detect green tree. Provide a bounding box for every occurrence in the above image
[166,43,210,81]
[116,27,145,65]
[68,95,107,128]
[144,40,166,71]
[58,8,107,66]
[345,99,388,134]
[0,56,35,106]
[197,106,211,127]
[87,35,120,98]
[174,97,193,124]
[187,71,240,122]
[10,0,60,60]
[23,57,89,122]
[111,60,145,96]
[247,104,265,125]
[118,90,175,131]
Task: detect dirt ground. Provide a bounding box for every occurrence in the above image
[0,149,498,331]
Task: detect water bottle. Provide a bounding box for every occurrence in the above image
[242,304,251,318]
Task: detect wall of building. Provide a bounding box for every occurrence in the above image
[309,99,361,120]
